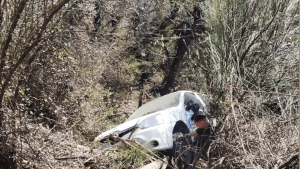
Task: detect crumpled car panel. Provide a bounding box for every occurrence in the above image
[94,91,207,151]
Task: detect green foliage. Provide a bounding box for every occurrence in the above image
[110,143,154,169]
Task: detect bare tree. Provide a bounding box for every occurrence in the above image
[0,0,72,126]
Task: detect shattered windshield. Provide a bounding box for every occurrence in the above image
[126,92,181,121]
[184,92,205,111]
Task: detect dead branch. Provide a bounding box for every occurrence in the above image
[211,157,225,169]
[54,156,88,160]
[277,153,299,169]
[0,0,27,84]
[109,135,173,169]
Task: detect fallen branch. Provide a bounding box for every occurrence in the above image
[54,156,88,160]
[211,157,225,169]
[109,135,173,169]
[277,153,299,169]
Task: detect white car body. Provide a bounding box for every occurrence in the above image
[94,90,207,150]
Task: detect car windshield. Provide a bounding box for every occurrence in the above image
[126,92,181,121]
[184,92,205,111]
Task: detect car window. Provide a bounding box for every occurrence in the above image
[184,92,205,111]
[126,92,181,121]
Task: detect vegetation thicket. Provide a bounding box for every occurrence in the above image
[0,0,298,168]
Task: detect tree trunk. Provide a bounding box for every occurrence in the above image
[160,38,191,96]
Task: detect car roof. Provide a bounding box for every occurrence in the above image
[126,91,182,121]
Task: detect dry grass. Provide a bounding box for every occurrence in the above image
[206,106,299,168]
[0,0,298,169]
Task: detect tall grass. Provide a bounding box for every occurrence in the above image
[191,0,299,168]
[199,0,298,101]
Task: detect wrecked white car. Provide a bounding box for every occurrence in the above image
[94,90,208,151]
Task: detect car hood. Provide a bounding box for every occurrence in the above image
[93,116,142,142]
